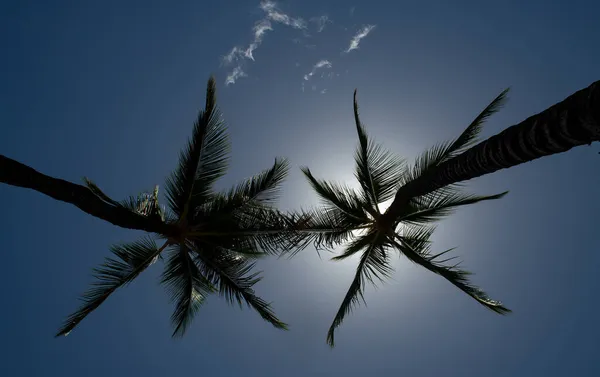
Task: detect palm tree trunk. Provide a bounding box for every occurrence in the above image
[386,80,600,221]
[0,154,180,236]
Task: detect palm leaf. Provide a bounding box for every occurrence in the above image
[444,88,510,159]
[393,232,510,314]
[193,205,303,256]
[401,191,508,225]
[165,76,229,220]
[56,237,165,337]
[191,158,289,226]
[283,207,366,256]
[301,167,369,221]
[353,90,405,208]
[326,242,393,347]
[227,157,289,205]
[398,89,509,189]
[160,244,215,337]
[331,230,379,261]
[192,244,288,329]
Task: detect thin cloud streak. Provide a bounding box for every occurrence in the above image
[222,1,306,85]
[345,24,376,53]
[222,47,242,65]
[303,59,332,81]
[244,19,273,60]
[310,15,331,32]
[260,1,306,29]
[225,66,247,86]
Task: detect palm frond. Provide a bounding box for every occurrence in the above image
[393,232,510,314]
[444,88,510,159]
[401,191,508,225]
[165,76,229,219]
[56,237,165,337]
[193,205,305,256]
[227,157,289,205]
[280,207,367,257]
[331,230,378,261]
[192,244,288,330]
[326,242,393,347]
[353,90,405,209]
[301,167,369,222]
[192,158,289,227]
[160,243,215,337]
[397,89,509,189]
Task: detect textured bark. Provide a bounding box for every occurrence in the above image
[385,80,600,221]
[0,155,181,237]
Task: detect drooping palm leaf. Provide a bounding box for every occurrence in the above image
[192,244,288,329]
[56,237,166,337]
[326,241,393,347]
[160,243,215,337]
[165,76,229,220]
[393,230,509,314]
[331,230,379,261]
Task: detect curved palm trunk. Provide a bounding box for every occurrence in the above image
[0,155,180,236]
[386,80,600,220]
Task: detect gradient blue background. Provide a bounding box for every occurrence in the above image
[1,1,599,376]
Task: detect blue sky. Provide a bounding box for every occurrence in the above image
[1,0,599,375]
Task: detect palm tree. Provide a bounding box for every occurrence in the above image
[383,79,599,222]
[297,89,517,347]
[298,80,599,346]
[15,76,300,337]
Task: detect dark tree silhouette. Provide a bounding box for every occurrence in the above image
[294,80,599,346]
[1,77,303,337]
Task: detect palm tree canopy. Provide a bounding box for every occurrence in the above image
[296,89,511,347]
[57,77,299,338]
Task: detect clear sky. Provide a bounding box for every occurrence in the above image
[1,0,599,376]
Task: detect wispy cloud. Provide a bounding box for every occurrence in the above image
[350,6,356,17]
[222,1,306,85]
[303,59,332,81]
[222,46,242,65]
[225,66,247,86]
[310,15,331,32]
[321,89,327,94]
[244,19,273,60]
[260,1,306,29]
[345,24,376,53]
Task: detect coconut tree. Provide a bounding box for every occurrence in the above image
[297,89,513,347]
[3,76,302,337]
[298,80,599,346]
